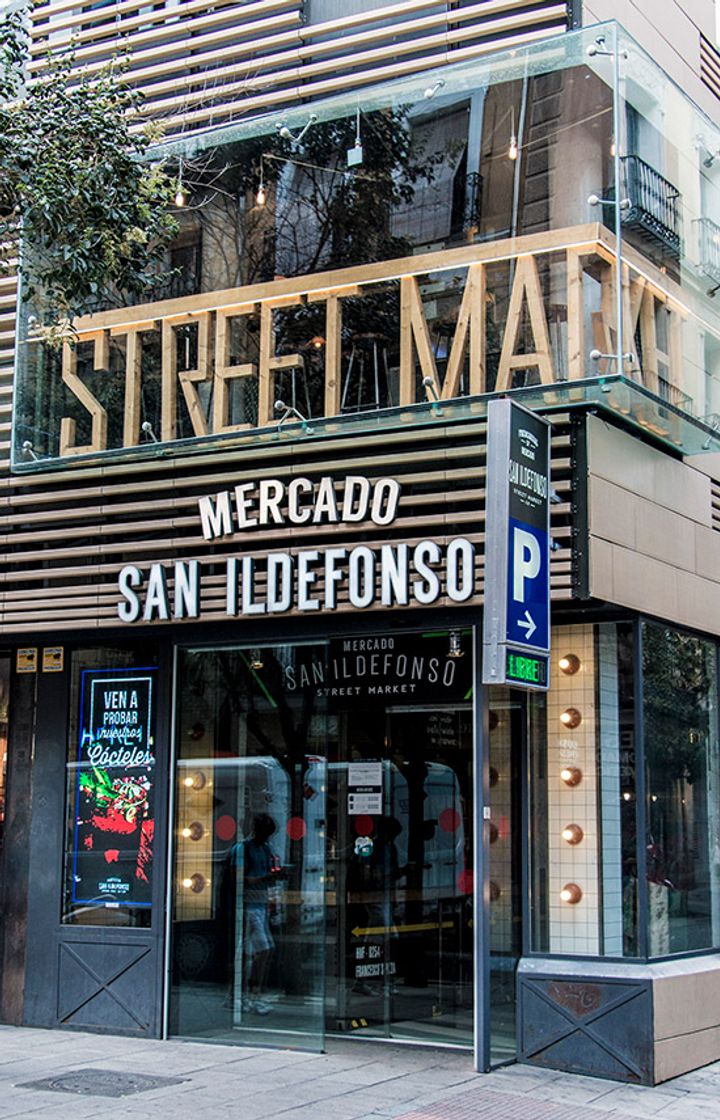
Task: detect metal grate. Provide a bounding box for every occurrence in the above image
[20,1069,186,1098]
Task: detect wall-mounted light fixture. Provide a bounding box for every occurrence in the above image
[447,630,463,659]
[183,771,207,791]
[183,873,207,893]
[560,707,582,730]
[561,823,584,845]
[141,421,159,444]
[181,822,205,841]
[560,766,582,787]
[558,654,581,675]
[560,882,583,904]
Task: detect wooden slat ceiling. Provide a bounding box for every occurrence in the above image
[28,0,570,136]
[0,415,576,633]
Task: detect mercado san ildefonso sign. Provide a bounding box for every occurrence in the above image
[116,473,477,622]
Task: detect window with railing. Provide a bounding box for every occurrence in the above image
[618,154,682,259]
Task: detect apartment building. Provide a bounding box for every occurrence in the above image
[3,0,720,1087]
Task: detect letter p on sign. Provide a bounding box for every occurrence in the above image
[513,527,541,602]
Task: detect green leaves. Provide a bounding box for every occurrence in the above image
[0,14,178,326]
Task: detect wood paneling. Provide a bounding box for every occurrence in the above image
[28,0,569,137]
[0,415,575,633]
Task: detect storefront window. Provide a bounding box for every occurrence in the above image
[642,624,720,955]
[170,631,474,1050]
[62,648,159,927]
[530,622,636,957]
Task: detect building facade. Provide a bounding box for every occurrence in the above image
[3,0,720,1087]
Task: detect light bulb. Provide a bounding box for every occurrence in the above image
[256,184,266,207]
[560,883,583,904]
[181,827,191,838]
[508,134,518,161]
[182,877,193,889]
[560,707,582,729]
[561,824,584,845]
[183,777,194,788]
[560,766,582,787]
[559,654,581,675]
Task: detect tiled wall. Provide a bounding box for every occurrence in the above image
[547,625,600,954]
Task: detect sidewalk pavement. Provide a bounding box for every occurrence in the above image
[0,1025,717,1120]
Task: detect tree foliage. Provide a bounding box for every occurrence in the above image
[0,8,178,329]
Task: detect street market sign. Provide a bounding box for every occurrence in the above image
[482,398,551,691]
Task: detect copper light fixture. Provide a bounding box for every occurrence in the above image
[560,883,583,904]
[560,766,582,787]
[560,707,582,729]
[561,823,584,845]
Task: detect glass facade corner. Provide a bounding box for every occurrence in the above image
[531,619,720,963]
[12,23,634,470]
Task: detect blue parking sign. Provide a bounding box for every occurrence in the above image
[506,517,549,652]
[482,399,551,690]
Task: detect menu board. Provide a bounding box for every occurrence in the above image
[71,669,156,909]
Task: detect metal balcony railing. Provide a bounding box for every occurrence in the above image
[697,216,720,288]
[617,155,682,259]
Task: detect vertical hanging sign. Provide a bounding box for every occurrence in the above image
[482,398,551,691]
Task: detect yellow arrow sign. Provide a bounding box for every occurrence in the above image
[351,920,454,938]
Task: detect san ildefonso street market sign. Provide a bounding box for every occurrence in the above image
[116,474,477,622]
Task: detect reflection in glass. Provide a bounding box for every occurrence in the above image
[643,623,720,955]
[488,689,523,1065]
[170,633,474,1050]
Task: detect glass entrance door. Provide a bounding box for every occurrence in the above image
[169,631,475,1052]
[326,706,474,1045]
[170,643,328,1050]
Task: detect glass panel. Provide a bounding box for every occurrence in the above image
[171,643,328,1049]
[615,23,720,432]
[488,687,523,1066]
[14,24,625,470]
[643,623,720,955]
[530,623,637,957]
[62,648,159,927]
[170,629,474,1049]
[336,705,474,1045]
